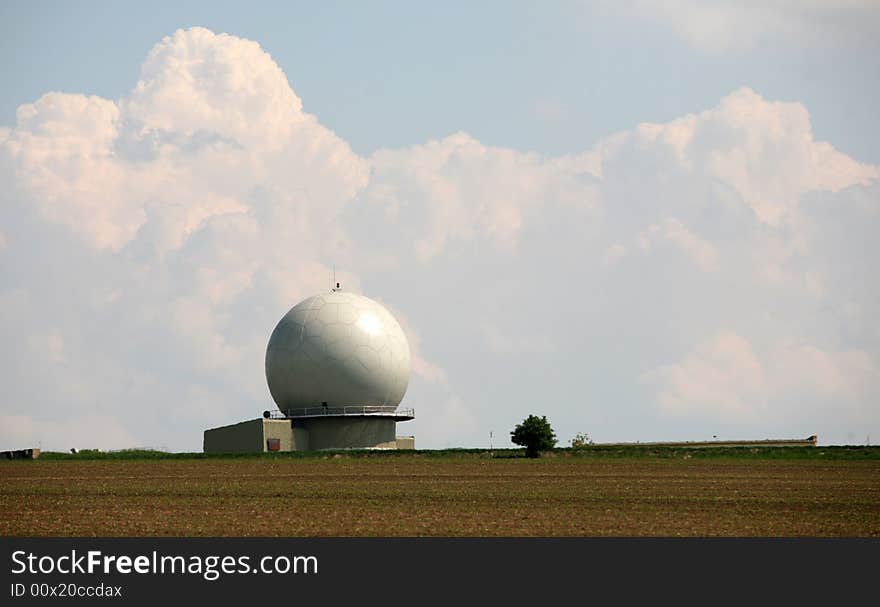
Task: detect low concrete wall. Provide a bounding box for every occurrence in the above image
[395,436,415,450]
[595,436,819,449]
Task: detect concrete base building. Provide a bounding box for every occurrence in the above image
[204,406,415,454]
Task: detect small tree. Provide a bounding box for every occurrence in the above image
[511,415,557,458]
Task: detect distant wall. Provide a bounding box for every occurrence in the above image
[595,436,819,449]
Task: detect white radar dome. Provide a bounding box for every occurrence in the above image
[265,291,411,413]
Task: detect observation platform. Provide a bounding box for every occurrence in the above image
[268,405,415,422]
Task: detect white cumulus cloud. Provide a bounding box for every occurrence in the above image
[1,28,877,450]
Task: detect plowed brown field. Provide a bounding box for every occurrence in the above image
[2,457,878,536]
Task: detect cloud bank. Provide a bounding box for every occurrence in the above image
[610,1,880,53]
[1,27,877,450]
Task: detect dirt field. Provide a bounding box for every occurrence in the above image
[2,456,878,536]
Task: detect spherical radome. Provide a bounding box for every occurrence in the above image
[265,292,411,413]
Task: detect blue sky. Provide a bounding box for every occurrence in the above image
[3,1,878,161]
[1,1,878,450]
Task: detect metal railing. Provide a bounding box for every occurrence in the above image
[269,405,415,419]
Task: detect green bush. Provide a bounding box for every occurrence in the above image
[511,415,557,458]
[570,433,594,449]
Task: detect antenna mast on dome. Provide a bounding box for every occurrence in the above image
[331,264,341,292]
